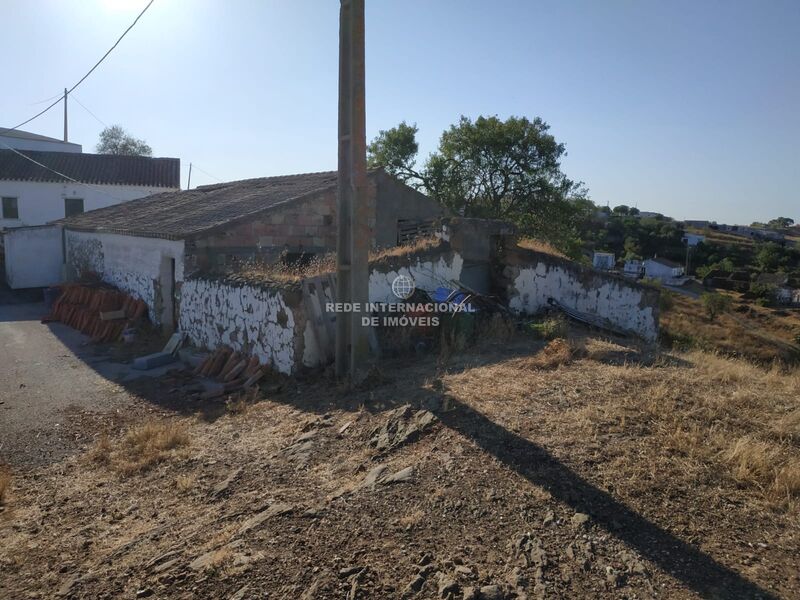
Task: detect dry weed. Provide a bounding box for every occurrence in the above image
[515,338,574,370]
[86,421,190,476]
[0,464,11,506]
[517,238,567,258]
[175,474,197,493]
[87,434,112,465]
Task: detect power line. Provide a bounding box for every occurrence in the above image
[71,94,108,128]
[0,140,126,202]
[190,163,223,182]
[0,0,155,137]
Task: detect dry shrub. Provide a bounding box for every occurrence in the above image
[528,316,569,341]
[87,421,190,476]
[722,437,800,504]
[87,434,112,465]
[175,474,197,493]
[723,436,782,488]
[517,238,567,258]
[0,464,11,506]
[518,338,574,370]
[773,409,800,444]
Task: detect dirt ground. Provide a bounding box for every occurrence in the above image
[1,325,798,599]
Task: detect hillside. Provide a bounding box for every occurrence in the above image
[1,328,799,599]
[660,291,800,364]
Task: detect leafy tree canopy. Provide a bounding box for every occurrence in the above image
[368,115,590,256]
[96,125,152,157]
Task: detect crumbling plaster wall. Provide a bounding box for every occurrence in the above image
[179,278,302,375]
[65,229,184,324]
[502,248,659,341]
[368,251,464,304]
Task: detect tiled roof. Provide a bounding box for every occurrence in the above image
[62,170,344,239]
[0,149,179,188]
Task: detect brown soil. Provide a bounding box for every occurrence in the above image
[1,330,798,599]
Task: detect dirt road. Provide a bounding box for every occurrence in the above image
[0,299,146,467]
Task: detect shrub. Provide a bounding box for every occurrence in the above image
[700,292,732,321]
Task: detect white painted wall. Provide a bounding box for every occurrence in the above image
[0,133,81,153]
[3,225,64,288]
[643,259,684,281]
[508,261,658,341]
[368,253,464,304]
[179,279,297,375]
[0,180,173,229]
[65,230,184,325]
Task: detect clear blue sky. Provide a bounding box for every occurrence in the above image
[2,0,797,224]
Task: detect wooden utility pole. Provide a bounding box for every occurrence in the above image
[336,0,370,380]
[63,88,68,142]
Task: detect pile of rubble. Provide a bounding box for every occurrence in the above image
[44,283,148,343]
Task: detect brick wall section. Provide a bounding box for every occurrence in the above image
[187,183,378,272]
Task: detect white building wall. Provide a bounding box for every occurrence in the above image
[3,225,64,288]
[0,134,81,153]
[64,229,184,325]
[0,180,173,229]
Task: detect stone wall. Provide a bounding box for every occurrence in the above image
[500,247,660,341]
[179,278,303,375]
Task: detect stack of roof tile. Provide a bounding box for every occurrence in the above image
[45,284,148,343]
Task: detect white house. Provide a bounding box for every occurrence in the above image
[0,144,179,229]
[682,233,705,247]
[643,257,684,283]
[623,259,644,278]
[592,251,615,271]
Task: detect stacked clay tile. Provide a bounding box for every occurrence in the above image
[46,284,149,343]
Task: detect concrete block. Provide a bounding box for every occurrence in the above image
[133,351,178,370]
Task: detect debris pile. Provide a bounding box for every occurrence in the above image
[43,283,148,343]
[193,346,270,398]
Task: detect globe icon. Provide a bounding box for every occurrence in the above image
[391,274,415,300]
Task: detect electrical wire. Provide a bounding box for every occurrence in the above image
[190,164,223,182]
[71,94,108,128]
[0,0,155,137]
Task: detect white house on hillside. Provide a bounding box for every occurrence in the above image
[0,130,179,229]
[643,257,685,284]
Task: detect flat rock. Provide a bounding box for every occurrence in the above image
[382,466,415,484]
[571,513,590,529]
[237,502,293,535]
[211,467,243,498]
[479,584,504,600]
[361,464,388,489]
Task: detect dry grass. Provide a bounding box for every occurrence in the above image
[236,236,443,284]
[175,474,197,493]
[0,464,11,506]
[512,338,575,370]
[517,238,568,258]
[661,292,800,364]
[87,421,190,476]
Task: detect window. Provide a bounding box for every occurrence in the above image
[64,198,84,218]
[2,197,19,219]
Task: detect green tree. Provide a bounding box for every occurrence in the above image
[767,217,794,229]
[96,125,152,156]
[368,115,590,256]
[700,292,732,321]
[367,121,420,184]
